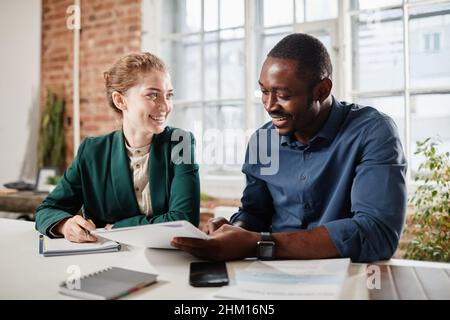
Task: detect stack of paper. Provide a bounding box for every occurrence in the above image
[39,235,121,257]
[92,220,209,249]
[214,258,350,300]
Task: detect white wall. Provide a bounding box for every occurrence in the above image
[0,0,41,186]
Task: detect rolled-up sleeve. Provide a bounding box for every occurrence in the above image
[324,116,407,262]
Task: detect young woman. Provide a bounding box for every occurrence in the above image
[35,52,200,243]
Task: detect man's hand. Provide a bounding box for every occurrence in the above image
[201,216,231,234]
[171,224,260,261]
[54,215,97,243]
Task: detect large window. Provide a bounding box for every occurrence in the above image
[158,0,246,176]
[143,0,450,185]
[350,0,450,177]
[148,0,338,178]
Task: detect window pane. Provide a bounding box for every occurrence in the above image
[351,0,402,10]
[220,0,244,29]
[262,0,294,27]
[168,105,202,133]
[161,36,202,101]
[356,96,406,148]
[220,31,245,99]
[204,32,219,100]
[411,94,450,172]
[295,0,304,23]
[161,0,201,34]
[409,2,450,88]
[255,27,292,76]
[352,9,404,92]
[205,0,219,31]
[161,1,177,34]
[204,103,245,170]
[186,0,202,32]
[305,0,337,21]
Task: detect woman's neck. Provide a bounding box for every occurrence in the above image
[122,122,153,148]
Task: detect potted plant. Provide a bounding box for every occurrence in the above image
[403,138,450,262]
[37,89,66,174]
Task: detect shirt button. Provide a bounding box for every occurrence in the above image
[136,150,141,154]
[136,164,140,169]
[135,187,139,192]
[300,175,307,180]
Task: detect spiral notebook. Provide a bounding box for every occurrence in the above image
[39,234,121,257]
[59,267,158,300]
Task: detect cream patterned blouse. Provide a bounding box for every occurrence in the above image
[125,141,153,216]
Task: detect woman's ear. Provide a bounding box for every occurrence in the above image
[112,91,127,112]
[314,78,333,103]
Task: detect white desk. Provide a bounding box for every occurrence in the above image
[0,218,448,300]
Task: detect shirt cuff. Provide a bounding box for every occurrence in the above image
[230,210,267,231]
[323,218,361,261]
[47,221,64,238]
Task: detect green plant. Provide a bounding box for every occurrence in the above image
[200,192,210,202]
[38,89,66,172]
[46,175,62,185]
[404,138,450,262]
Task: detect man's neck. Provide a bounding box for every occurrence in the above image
[294,96,333,145]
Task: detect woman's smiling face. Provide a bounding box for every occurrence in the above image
[122,70,174,134]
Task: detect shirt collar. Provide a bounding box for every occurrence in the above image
[125,140,151,157]
[313,96,345,142]
[281,96,345,147]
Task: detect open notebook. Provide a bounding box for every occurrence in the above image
[39,234,121,257]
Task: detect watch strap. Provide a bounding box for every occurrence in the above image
[260,232,272,241]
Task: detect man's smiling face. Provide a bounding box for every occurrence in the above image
[259,56,321,137]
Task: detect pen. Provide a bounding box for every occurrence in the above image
[81,206,91,238]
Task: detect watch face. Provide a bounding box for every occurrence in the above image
[257,241,275,260]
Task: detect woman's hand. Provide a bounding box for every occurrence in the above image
[55,215,97,243]
[202,216,231,234]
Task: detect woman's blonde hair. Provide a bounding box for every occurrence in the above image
[104,52,167,114]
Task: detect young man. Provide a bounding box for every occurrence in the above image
[172,33,407,263]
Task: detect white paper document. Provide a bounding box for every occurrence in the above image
[91,220,209,249]
[214,258,350,300]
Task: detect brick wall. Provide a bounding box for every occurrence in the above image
[41,0,141,167]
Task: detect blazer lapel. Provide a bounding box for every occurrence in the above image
[149,128,170,215]
[111,130,140,215]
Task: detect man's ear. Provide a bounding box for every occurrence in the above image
[111,91,127,112]
[314,78,333,103]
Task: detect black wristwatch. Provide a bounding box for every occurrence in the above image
[256,232,275,260]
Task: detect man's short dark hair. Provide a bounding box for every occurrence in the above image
[268,33,332,86]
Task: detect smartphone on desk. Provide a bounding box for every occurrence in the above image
[189,261,229,287]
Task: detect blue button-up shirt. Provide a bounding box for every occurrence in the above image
[230,97,407,262]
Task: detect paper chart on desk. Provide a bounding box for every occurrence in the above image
[92,220,209,249]
[214,258,350,300]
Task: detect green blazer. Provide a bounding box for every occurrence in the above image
[35,127,200,237]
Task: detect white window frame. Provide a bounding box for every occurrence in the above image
[142,0,450,192]
[348,0,450,183]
